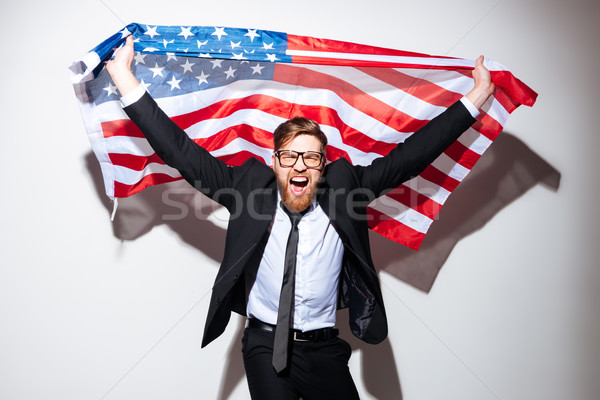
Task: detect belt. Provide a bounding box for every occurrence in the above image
[247,318,339,342]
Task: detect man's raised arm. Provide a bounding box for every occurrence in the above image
[106,35,139,98]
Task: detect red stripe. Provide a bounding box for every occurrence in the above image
[367,208,425,250]
[356,67,464,108]
[443,141,482,170]
[420,165,460,192]
[114,173,182,198]
[287,34,456,59]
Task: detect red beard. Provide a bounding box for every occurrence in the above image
[277,175,318,213]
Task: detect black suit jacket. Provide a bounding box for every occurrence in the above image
[124,93,476,347]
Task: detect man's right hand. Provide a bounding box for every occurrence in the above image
[106,35,140,97]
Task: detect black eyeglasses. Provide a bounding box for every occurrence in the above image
[274,150,325,169]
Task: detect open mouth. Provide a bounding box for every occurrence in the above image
[289,176,309,196]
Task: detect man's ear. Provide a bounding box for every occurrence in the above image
[271,153,276,168]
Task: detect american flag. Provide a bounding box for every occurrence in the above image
[70,22,537,250]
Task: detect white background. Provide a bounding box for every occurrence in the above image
[1,0,599,399]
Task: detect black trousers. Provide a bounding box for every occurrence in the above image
[241,325,360,399]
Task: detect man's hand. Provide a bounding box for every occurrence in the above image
[106,35,140,97]
[465,55,495,110]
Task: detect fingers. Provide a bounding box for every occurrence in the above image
[475,55,484,68]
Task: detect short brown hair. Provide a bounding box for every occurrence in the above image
[273,117,328,152]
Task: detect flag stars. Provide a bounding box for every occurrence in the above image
[180,59,195,73]
[197,40,208,48]
[263,42,274,50]
[266,54,278,62]
[149,63,165,78]
[245,29,260,42]
[144,25,160,39]
[223,66,237,79]
[103,82,118,96]
[212,27,227,41]
[163,39,175,48]
[251,63,265,75]
[166,52,177,61]
[134,52,147,65]
[167,75,182,90]
[196,71,210,85]
[210,59,223,69]
[230,40,241,50]
[178,26,194,40]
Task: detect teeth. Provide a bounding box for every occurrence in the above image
[291,177,308,183]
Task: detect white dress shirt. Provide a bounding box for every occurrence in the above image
[246,199,345,332]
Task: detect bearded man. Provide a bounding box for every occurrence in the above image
[107,35,494,399]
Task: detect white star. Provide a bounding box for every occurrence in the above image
[143,46,159,52]
[199,53,212,58]
[180,59,195,73]
[103,82,118,96]
[211,27,227,41]
[210,59,223,69]
[223,66,236,79]
[244,49,256,54]
[266,54,278,62]
[149,63,165,78]
[230,41,241,50]
[119,27,131,39]
[163,39,175,48]
[197,40,208,48]
[166,52,177,61]
[134,52,147,65]
[144,25,160,39]
[178,26,193,40]
[231,52,247,60]
[251,63,265,75]
[139,79,151,91]
[245,29,260,42]
[263,42,274,50]
[167,75,182,90]
[196,71,210,85]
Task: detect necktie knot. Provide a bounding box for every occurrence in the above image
[280,202,308,229]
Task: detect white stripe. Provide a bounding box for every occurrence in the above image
[431,153,471,183]
[403,176,450,206]
[457,127,492,156]
[210,138,274,165]
[368,195,433,234]
[113,163,181,185]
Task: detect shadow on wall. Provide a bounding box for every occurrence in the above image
[85,132,560,400]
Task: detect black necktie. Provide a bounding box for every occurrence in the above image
[272,207,303,374]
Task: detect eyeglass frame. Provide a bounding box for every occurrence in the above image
[273,150,325,169]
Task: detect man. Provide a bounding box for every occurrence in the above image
[107,35,494,399]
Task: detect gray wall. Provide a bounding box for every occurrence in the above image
[1,0,598,399]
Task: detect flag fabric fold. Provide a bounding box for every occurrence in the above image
[70,22,537,250]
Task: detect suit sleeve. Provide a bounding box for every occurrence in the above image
[356,100,476,197]
[123,92,235,205]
